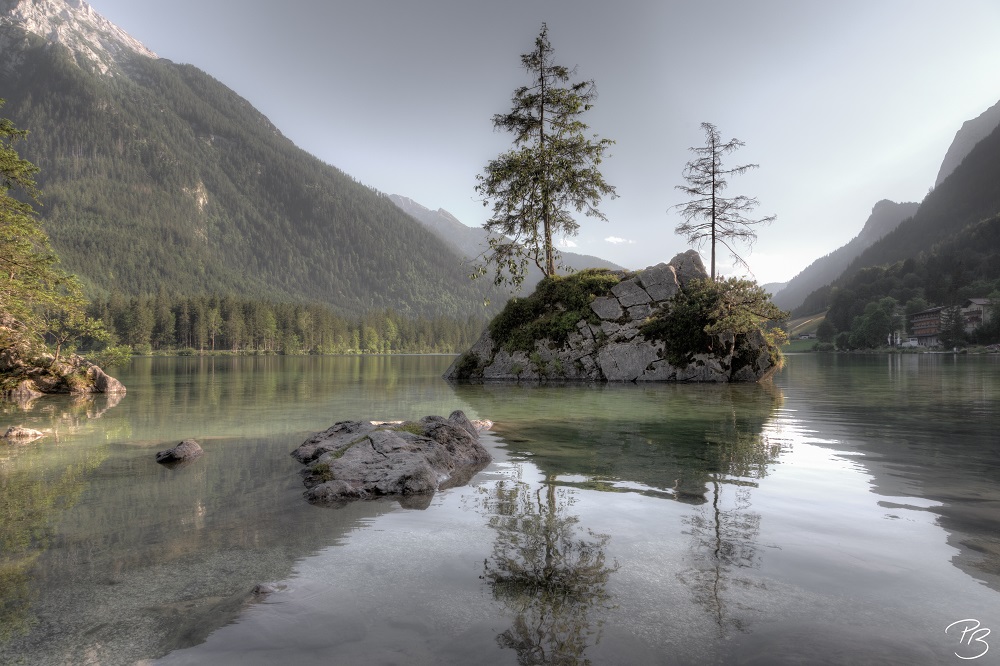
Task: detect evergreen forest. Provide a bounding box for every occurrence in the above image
[0,34,502,325]
[89,291,488,355]
[792,116,1000,348]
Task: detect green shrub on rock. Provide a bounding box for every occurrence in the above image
[488,269,622,352]
[641,277,787,368]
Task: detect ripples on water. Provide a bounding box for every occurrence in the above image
[0,353,998,664]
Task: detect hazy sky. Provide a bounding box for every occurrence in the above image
[89,0,1000,285]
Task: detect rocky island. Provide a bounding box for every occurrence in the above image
[445,251,785,383]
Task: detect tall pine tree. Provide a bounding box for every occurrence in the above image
[475,24,617,291]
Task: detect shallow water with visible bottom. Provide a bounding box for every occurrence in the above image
[1,353,998,665]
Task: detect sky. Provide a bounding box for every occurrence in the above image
[88,0,1000,285]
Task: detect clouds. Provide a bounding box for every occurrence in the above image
[605,236,634,245]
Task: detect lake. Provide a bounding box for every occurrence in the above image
[1,353,998,665]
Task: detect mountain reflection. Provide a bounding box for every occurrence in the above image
[479,477,618,665]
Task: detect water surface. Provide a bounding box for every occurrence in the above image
[1,354,997,664]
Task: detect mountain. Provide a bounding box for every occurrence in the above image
[760,282,786,297]
[935,98,1000,187]
[0,0,500,317]
[771,199,919,311]
[841,119,1000,278]
[389,194,625,293]
[795,115,1000,318]
[774,96,1000,314]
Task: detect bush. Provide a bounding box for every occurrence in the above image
[87,344,132,369]
[489,269,622,352]
[641,278,788,367]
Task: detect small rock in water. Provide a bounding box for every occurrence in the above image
[252,583,287,596]
[3,425,45,442]
[155,439,204,464]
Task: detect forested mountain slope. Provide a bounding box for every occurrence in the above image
[840,120,1000,283]
[771,199,919,311]
[935,97,1000,187]
[0,1,499,318]
[794,118,1000,318]
[389,194,623,293]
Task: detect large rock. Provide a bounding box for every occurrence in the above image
[1,329,126,401]
[155,439,204,464]
[3,426,45,442]
[88,365,126,394]
[291,410,492,504]
[445,251,780,384]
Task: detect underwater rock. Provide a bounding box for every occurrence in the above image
[3,425,45,442]
[155,439,204,464]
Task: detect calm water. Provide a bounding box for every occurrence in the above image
[1,354,998,665]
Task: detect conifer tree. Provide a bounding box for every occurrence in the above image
[475,24,617,291]
[674,123,775,280]
[0,101,106,361]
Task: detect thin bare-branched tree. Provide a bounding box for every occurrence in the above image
[674,122,775,280]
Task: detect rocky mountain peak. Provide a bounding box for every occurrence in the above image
[1,0,157,75]
[935,98,1000,188]
[857,199,919,245]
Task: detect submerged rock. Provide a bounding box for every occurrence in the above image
[3,425,45,442]
[291,410,492,504]
[155,439,204,464]
[252,582,287,597]
[444,250,781,384]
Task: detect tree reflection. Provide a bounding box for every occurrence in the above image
[0,390,125,644]
[0,443,109,642]
[679,424,781,634]
[480,478,618,665]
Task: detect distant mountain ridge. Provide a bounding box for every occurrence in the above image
[774,95,1000,313]
[389,194,624,293]
[771,199,919,311]
[0,0,503,317]
[841,118,1000,278]
[792,108,1000,317]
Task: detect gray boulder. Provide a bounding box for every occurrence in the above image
[671,249,709,287]
[88,365,126,394]
[155,439,204,464]
[3,425,45,442]
[292,410,492,504]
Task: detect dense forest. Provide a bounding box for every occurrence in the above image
[804,214,1000,348]
[0,32,503,319]
[87,291,488,355]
